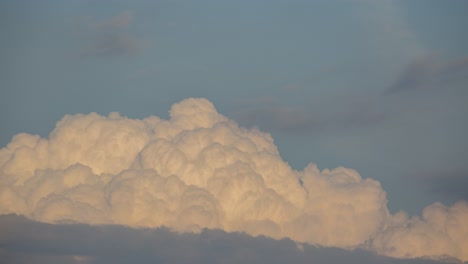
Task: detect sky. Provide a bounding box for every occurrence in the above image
[1,0,467,263]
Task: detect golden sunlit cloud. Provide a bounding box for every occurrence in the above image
[0,98,466,261]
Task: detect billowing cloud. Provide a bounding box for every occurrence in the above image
[372,201,468,261]
[0,98,467,261]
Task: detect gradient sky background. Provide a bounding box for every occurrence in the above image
[1,0,467,219]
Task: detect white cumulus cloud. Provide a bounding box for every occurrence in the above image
[0,98,466,261]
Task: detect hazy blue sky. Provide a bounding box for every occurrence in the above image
[1,0,467,215]
[2,1,468,263]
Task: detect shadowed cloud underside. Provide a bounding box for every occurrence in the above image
[0,214,450,264]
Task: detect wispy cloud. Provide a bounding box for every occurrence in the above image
[77,11,147,58]
[234,97,386,133]
[89,11,133,31]
[386,55,468,94]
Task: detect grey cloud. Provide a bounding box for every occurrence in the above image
[386,56,437,94]
[79,11,147,58]
[238,55,468,134]
[386,55,468,94]
[90,11,133,31]
[81,33,146,58]
[235,104,315,132]
[0,214,451,264]
[438,56,468,85]
[234,99,386,133]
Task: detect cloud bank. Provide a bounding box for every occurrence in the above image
[0,214,446,264]
[0,98,467,261]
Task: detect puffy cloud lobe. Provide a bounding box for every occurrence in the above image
[371,201,468,261]
[0,98,466,261]
[289,164,389,248]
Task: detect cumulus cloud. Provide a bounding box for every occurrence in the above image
[371,201,468,261]
[0,98,467,261]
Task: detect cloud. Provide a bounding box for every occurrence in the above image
[0,98,467,261]
[89,11,133,30]
[234,98,386,133]
[386,55,468,94]
[0,214,449,264]
[78,11,147,58]
[372,201,468,262]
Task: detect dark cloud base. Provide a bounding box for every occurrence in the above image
[0,214,457,264]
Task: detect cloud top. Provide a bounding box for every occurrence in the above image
[0,98,466,261]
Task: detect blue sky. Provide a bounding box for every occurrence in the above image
[1,0,468,216]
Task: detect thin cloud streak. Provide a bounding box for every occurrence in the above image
[77,11,147,58]
[386,55,468,94]
[234,98,386,134]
